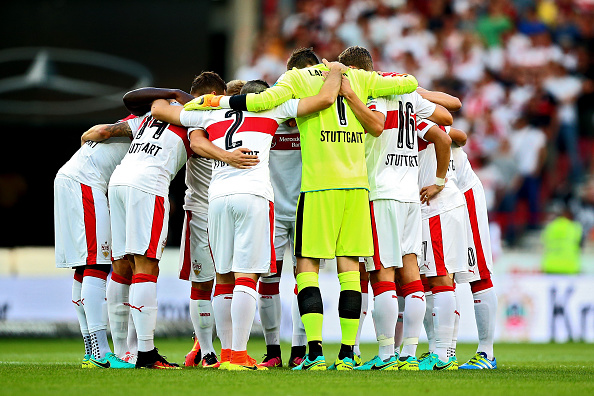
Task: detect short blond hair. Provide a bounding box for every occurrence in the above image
[226,79,246,96]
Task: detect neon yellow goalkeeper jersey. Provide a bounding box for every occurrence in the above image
[246,64,418,192]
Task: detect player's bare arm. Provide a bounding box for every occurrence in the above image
[340,75,385,137]
[189,129,259,169]
[295,59,345,117]
[449,128,468,147]
[123,87,194,116]
[427,103,454,126]
[420,125,452,204]
[151,99,183,126]
[416,87,462,112]
[80,122,132,145]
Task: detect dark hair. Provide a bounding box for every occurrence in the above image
[240,79,270,95]
[190,71,226,96]
[287,47,320,70]
[338,46,373,71]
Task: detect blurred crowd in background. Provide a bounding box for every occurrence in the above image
[235,0,594,248]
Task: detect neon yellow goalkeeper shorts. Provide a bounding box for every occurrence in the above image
[294,189,373,259]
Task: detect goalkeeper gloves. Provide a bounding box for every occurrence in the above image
[184,94,224,111]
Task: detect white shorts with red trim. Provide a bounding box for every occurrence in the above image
[54,176,112,267]
[456,183,494,283]
[208,194,276,275]
[108,185,169,261]
[420,205,468,277]
[178,210,215,283]
[364,199,422,272]
[274,218,297,267]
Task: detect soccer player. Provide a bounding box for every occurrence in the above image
[448,129,498,370]
[185,50,419,371]
[149,66,345,370]
[55,120,136,369]
[335,46,455,371]
[416,120,469,371]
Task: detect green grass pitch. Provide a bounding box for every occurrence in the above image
[0,338,593,395]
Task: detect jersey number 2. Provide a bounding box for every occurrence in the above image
[224,110,243,150]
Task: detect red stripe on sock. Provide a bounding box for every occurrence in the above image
[421,277,431,293]
[258,281,280,295]
[132,274,158,284]
[360,280,369,294]
[470,278,493,294]
[214,283,234,296]
[111,273,132,285]
[146,196,165,258]
[179,211,192,281]
[235,277,257,290]
[80,184,97,265]
[401,280,423,297]
[73,272,84,283]
[431,285,455,294]
[371,281,396,297]
[191,288,212,300]
[83,268,108,280]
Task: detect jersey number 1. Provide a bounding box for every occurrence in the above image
[224,110,243,150]
[336,96,348,127]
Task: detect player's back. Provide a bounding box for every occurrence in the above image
[270,122,301,221]
[451,146,480,193]
[184,155,211,214]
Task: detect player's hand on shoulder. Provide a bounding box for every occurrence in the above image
[225,147,260,169]
[322,58,348,73]
[184,94,223,111]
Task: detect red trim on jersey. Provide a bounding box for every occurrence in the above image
[417,137,429,152]
[111,273,132,285]
[190,288,212,300]
[470,278,493,294]
[119,114,137,122]
[368,104,377,111]
[74,272,84,283]
[206,117,280,142]
[429,215,448,276]
[83,268,108,280]
[132,273,158,283]
[431,285,455,294]
[146,196,166,259]
[268,201,277,274]
[80,184,97,265]
[421,277,430,293]
[294,284,299,295]
[258,281,280,295]
[360,280,369,294]
[417,121,428,131]
[369,202,382,271]
[235,277,257,290]
[179,211,192,281]
[271,133,300,150]
[464,189,491,280]
[167,124,192,159]
[400,280,424,297]
[371,281,396,297]
[206,120,233,142]
[214,283,234,296]
[385,110,399,130]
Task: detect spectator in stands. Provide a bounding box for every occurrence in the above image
[541,203,583,274]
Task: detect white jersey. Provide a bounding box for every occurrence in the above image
[109,108,191,197]
[183,155,211,214]
[366,92,436,202]
[270,122,301,220]
[416,119,465,219]
[179,100,299,202]
[57,115,136,193]
[451,145,480,193]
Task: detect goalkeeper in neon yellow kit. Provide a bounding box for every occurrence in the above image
[186,49,418,370]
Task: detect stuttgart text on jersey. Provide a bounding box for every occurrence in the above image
[320,130,364,143]
[128,116,168,157]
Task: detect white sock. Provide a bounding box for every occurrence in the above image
[433,290,456,362]
[354,290,368,356]
[473,287,497,360]
[394,295,405,353]
[423,292,435,353]
[72,276,91,356]
[127,312,137,356]
[291,285,307,347]
[449,291,460,358]
[371,284,397,361]
[190,289,215,356]
[258,278,281,347]
[231,282,258,352]
[401,291,425,358]
[82,272,111,359]
[107,276,130,358]
[129,275,158,353]
[213,285,233,351]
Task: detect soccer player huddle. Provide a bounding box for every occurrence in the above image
[54,46,497,371]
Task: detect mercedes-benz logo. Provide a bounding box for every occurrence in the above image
[0,47,153,115]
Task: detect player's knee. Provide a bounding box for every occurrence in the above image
[297,287,323,315]
[338,290,361,319]
[89,264,111,275]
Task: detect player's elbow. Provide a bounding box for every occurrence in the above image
[367,122,384,137]
[441,133,452,147]
[449,97,462,112]
[319,94,336,110]
[441,112,453,126]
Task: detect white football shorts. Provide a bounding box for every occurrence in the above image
[364,199,422,272]
[208,194,275,275]
[54,176,112,267]
[275,218,297,267]
[420,205,468,278]
[109,185,169,261]
[456,183,494,283]
[178,210,215,283]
